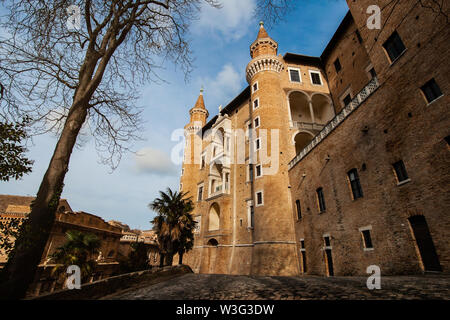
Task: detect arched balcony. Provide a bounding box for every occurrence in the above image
[294,131,314,155]
[289,91,312,124]
[311,93,334,125]
[288,91,335,134]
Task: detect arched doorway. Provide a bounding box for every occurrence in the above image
[294,132,314,154]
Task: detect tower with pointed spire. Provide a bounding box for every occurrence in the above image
[180,21,335,276]
[180,89,209,199]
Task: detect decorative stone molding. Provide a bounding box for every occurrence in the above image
[245,54,285,83]
[250,38,278,56]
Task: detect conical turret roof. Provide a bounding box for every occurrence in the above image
[256,21,269,39]
[193,88,206,110]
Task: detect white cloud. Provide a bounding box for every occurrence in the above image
[134,147,178,176]
[199,63,243,108]
[193,0,256,40]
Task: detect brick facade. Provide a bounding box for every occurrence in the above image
[180,1,449,276]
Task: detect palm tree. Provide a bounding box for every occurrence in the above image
[175,200,196,265]
[149,188,196,266]
[51,230,101,285]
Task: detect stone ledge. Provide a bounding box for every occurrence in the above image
[28,265,193,300]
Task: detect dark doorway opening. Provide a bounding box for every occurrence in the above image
[408,215,441,272]
[325,249,334,276]
[301,251,307,273]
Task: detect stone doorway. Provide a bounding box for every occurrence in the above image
[408,215,442,272]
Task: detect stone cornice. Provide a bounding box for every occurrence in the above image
[245,54,285,83]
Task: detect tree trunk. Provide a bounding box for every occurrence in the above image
[159,253,165,268]
[165,253,173,266]
[0,103,88,299]
[178,252,183,265]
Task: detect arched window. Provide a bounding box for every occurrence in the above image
[208,203,220,231]
[207,238,218,246]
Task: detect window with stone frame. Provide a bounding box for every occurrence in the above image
[256,191,264,206]
[317,187,326,212]
[421,78,443,104]
[361,229,373,249]
[295,199,302,219]
[383,31,406,63]
[255,164,262,178]
[348,168,363,200]
[309,70,322,85]
[393,160,409,183]
[289,68,301,82]
[197,185,204,201]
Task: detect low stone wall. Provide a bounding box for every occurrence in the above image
[29,265,193,300]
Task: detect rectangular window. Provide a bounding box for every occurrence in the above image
[348,169,363,199]
[355,29,363,43]
[252,82,258,93]
[361,230,373,249]
[255,138,261,151]
[250,205,254,228]
[255,164,262,178]
[197,186,203,201]
[289,68,301,82]
[295,200,302,220]
[253,98,259,109]
[393,160,409,183]
[323,235,331,247]
[317,187,326,212]
[254,116,260,128]
[334,58,342,73]
[256,191,264,206]
[309,70,322,85]
[249,164,254,181]
[201,154,206,169]
[383,31,406,62]
[421,78,443,103]
[300,239,305,249]
[343,94,352,106]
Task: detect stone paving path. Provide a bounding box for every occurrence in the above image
[102,273,450,300]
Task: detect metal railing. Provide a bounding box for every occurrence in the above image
[289,77,380,170]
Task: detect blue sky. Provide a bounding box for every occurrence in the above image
[0,0,348,230]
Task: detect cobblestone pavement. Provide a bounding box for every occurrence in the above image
[102,273,450,300]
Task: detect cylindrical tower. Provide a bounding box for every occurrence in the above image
[180,89,208,197]
[245,22,299,276]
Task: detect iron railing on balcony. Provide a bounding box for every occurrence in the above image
[288,77,380,170]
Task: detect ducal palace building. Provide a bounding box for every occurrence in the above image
[179,0,449,277]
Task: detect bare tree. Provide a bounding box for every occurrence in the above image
[0,0,222,299]
[255,0,293,26]
[0,0,292,299]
